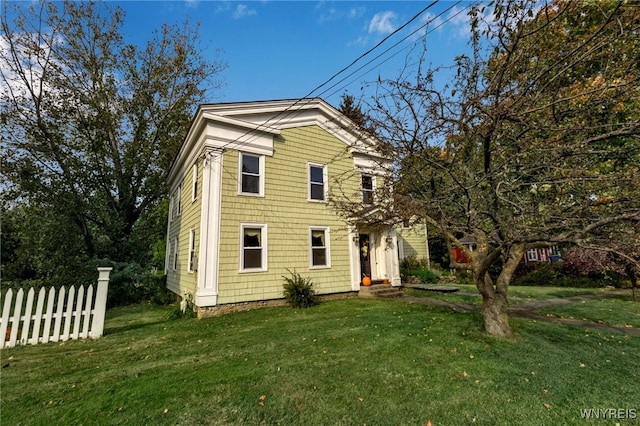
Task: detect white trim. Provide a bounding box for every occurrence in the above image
[239,223,268,273]
[196,148,223,307]
[309,226,331,269]
[348,228,361,290]
[308,162,328,202]
[238,152,265,197]
[385,229,402,286]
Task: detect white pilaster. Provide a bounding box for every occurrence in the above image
[196,147,223,307]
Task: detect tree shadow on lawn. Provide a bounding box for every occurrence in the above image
[103,304,171,335]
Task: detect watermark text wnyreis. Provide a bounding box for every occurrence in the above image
[580,408,637,420]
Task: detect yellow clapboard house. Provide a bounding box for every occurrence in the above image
[165,98,429,316]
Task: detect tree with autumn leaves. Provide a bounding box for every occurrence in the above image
[344,0,639,337]
[1,1,225,295]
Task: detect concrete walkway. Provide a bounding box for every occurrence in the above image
[401,287,640,336]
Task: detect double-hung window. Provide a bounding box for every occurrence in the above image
[309,227,330,268]
[172,237,179,270]
[187,228,197,273]
[239,152,264,196]
[192,163,198,202]
[309,163,327,201]
[362,174,374,205]
[240,224,267,272]
[170,186,182,221]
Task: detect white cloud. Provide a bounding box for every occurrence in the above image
[233,4,257,19]
[446,5,474,39]
[368,11,396,35]
[347,35,368,48]
[317,4,365,23]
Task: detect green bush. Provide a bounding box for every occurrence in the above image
[400,256,438,283]
[407,268,439,283]
[282,270,317,308]
[96,260,167,308]
[512,262,613,288]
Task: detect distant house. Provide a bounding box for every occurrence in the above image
[452,236,476,264]
[524,246,561,264]
[164,99,429,316]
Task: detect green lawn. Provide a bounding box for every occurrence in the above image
[1,295,639,425]
[405,283,614,305]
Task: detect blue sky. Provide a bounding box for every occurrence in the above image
[102,1,476,108]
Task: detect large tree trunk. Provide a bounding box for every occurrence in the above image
[476,243,525,338]
[482,291,512,337]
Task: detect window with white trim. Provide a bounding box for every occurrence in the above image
[171,185,182,219]
[240,224,267,272]
[526,249,538,262]
[187,228,197,272]
[362,174,374,205]
[172,236,179,270]
[239,152,264,196]
[309,227,330,268]
[192,163,198,202]
[309,163,327,201]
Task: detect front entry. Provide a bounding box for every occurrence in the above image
[359,233,371,281]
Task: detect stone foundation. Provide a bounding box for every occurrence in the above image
[196,291,358,319]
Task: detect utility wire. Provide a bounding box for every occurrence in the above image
[201,0,458,157]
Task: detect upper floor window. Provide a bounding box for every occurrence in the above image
[170,185,181,221]
[239,152,264,196]
[362,174,374,205]
[191,163,198,202]
[240,223,267,272]
[309,163,327,202]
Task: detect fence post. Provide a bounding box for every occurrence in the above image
[90,267,112,338]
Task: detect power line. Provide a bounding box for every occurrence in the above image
[203,0,463,156]
[319,1,469,101]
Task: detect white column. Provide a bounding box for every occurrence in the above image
[386,229,402,286]
[348,228,361,290]
[196,147,224,307]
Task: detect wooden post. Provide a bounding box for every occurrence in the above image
[90,267,112,338]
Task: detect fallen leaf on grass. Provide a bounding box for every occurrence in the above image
[163,408,169,414]
[543,403,551,409]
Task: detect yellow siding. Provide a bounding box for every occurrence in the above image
[166,159,202,297]
[397,224,429,261]
[217,126,359,304]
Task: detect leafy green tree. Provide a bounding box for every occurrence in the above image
[351,0,639,336]
[1,1,225,289]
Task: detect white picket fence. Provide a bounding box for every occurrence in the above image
[0,267,112,349]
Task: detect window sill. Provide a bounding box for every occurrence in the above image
[239,268,268,274]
